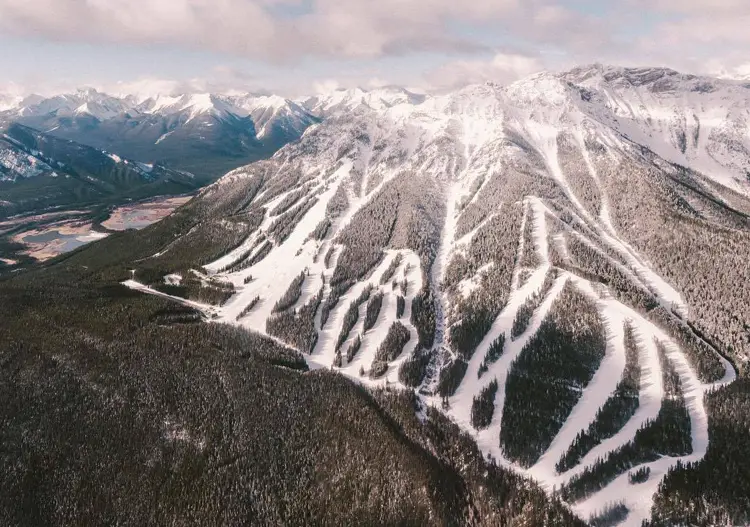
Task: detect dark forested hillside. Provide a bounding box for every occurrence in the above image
[0,206,583,526]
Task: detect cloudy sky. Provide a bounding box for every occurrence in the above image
[0,0,748,96]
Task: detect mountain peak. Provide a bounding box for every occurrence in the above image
[559,64,739,95]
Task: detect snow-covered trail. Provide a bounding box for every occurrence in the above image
[308,249,423,387]
[420,179,461,392]
[121,279,218,316]
[308,252,395,368]
[525,121,689,318]
[571,328,714,526]
[453,270,567,468]
[528,280,628,483]
[562,322,663,479]
[422,175,731,525]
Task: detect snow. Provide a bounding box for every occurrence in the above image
[155,130,174,145]
[77,231,109,243]
[0,146,51,180]
[527,279,629,483]
[309,250,423,387]
[446,266,569,471]
[122,279,217,316]
[0,94,22,112]
[164,273,182,286]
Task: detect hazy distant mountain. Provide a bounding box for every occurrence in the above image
[1,89,319,182]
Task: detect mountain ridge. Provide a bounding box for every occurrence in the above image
[111,63,750,526]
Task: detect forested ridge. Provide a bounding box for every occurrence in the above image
[0,198,582,526]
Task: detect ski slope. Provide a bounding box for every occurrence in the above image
[122,66,743,526]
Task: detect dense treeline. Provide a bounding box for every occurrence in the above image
[396,295,405,318]
[364,291,384,331]
[403,279,438,388]
[445,208,523,363]
[518,205,542,269]
[478,334,505,379]
[629,466,650,484]
[411,282,437,350]
[153,272,236,306]
[558,193,727,383]
[266,289,323,353]
[595,150,750,371]
[399,346,432,388]
[272,271,307,313]
[380,253,403,285]
[269,187,305,216]
[560,343,692,503]
[222,238,274,274]
[646,306,725,383]
[556,322,642,473]
[556,133,602,219]
[437,358,469,398]
[308,218,331,241]
[453,133,571,240]
[448,308,495,361]
[324,245,335,268]
[236,296,261,321]
[471,379,499,430]
[345,334,363,364]
[587,501,629,527]
[335,285,373,352]
[268,197,319,243]
[563,232,658,313]
[370,322,410,378]
[645,377,750,526]
[330,182,399,309]
[501,281,607,467]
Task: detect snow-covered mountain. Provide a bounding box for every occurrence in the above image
[1,89,319,181]
[0,93,23,113]
[0,123,196,218]
[121,65,750,526]
[301,86,427,116]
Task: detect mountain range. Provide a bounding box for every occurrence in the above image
[0,88,320,219]
[2,64,750,526]
[121,64,749,526]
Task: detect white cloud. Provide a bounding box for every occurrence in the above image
[0,0,603,61]
[311,79,341,95]
[0,0,747,94]
[424,52,545,91]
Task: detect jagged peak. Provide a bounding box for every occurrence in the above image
[560,63,748,94]
[305,85,427,115]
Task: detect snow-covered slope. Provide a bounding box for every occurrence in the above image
[562,65,750,196]
[5,89,317,143]
[0,93,22,113]
[302,86,427,116]
[117,65,748,526]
